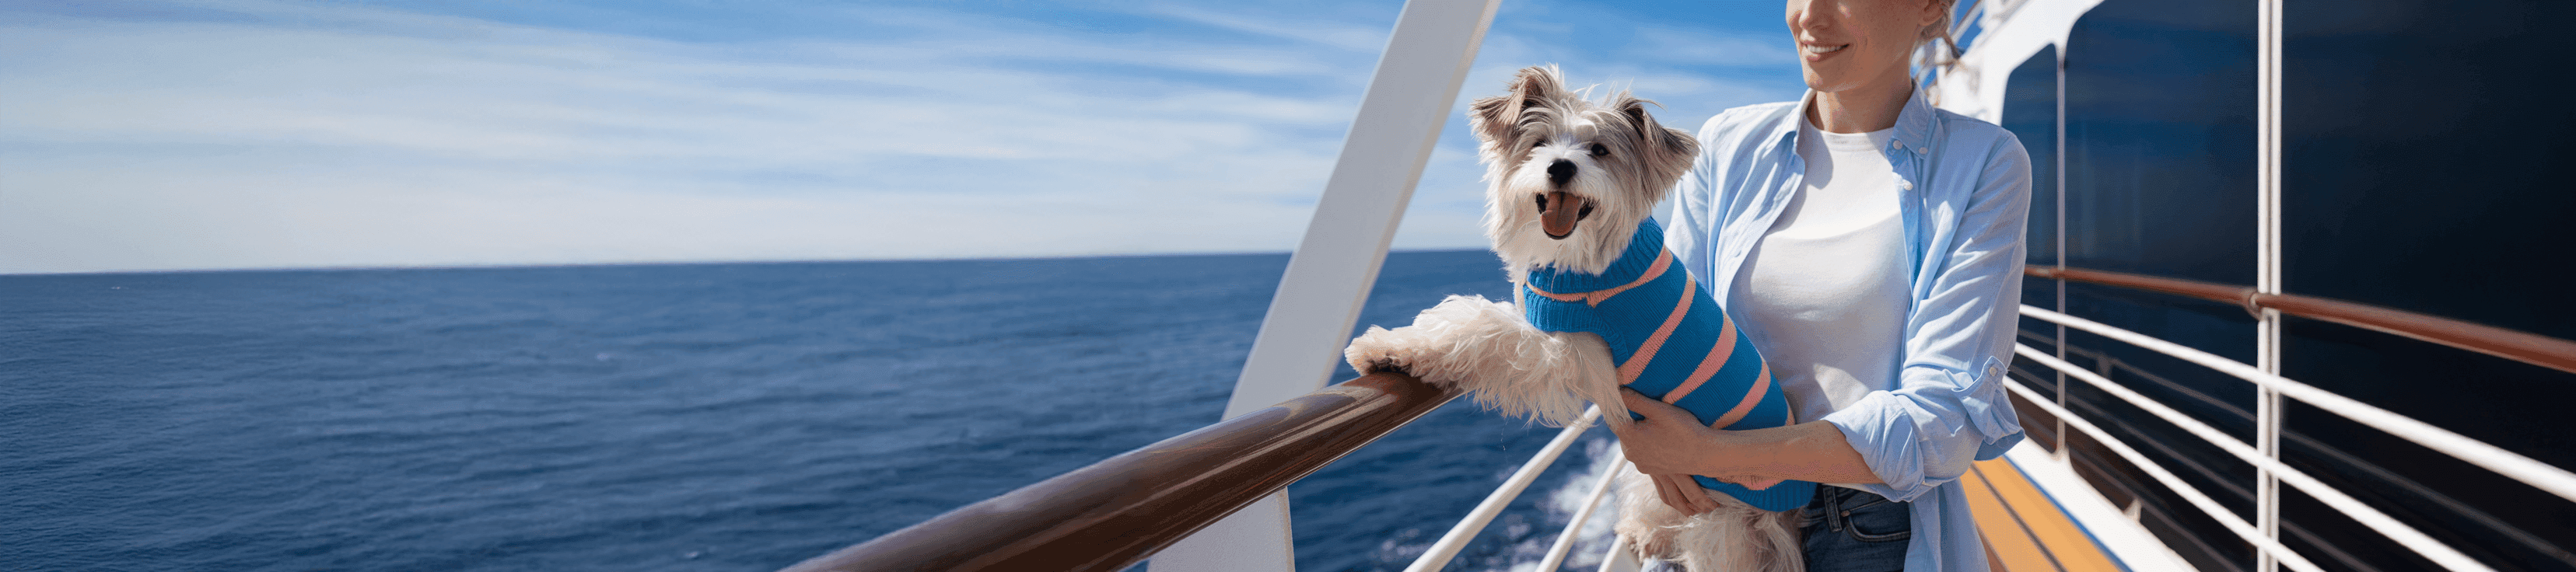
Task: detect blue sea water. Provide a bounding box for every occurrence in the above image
[2,252,1624,572]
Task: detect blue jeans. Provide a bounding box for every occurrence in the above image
[1804,485,1912,572]
[1636,486,1911,572]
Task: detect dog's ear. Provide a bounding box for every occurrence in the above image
[1468,94,1514,146]
[1613,94,1701,195]
[1469,65,1566,146]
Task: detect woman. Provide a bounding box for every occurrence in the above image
[1607,0,2032,570]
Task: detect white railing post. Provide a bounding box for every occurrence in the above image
[1536,449,1627,572]
[2053,33,2070,466]
[2255,2,2285,572]
[1149,2,1502,571]
[1405,407,1602,572]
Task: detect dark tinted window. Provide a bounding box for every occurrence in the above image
[2056,3,2263,570]
[2000,45,2065,407]
[2281,2,2576,570]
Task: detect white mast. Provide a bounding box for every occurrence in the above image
[1150,1,1501,570]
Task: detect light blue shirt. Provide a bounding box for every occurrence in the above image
[1664,89,2030,572]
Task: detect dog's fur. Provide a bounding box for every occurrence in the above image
[1345,65,1804,572]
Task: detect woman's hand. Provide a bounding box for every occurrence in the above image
[1648,473,1717,515]
[1611,388,1736,477]
[1611,387,1881,497]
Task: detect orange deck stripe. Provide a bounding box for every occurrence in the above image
[1661,316,1738,404]
[1615,275,1693,383]
[1972,459,2123,572]
[1960,461,2060,572]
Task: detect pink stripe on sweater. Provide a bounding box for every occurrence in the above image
[1660,314,1738,404]
[1709,362,1772,429]
[1523,249,1675,307]
[1617,275,1694,383]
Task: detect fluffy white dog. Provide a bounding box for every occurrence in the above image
[1345,65,1808,572]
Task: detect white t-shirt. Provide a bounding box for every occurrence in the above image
[1727,115,1912,424]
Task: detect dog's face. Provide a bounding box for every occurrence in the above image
[1469,65,1699,276]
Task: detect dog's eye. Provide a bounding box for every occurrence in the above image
[1531,140,1549,149]
[1589,144,1609,157]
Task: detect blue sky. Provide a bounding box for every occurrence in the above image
[0,0,1808,274]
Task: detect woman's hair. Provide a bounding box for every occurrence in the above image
[1915,0,1966,92]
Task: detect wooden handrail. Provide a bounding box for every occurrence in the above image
[2026,266,2576,375]
[781,372,1460,572]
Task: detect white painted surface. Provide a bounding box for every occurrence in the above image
[1150,494,1297,572]
[1151,2,1501,570]
[2254,2,2286,570]
[2001,435,2202,572]
[1930,0,2105,124]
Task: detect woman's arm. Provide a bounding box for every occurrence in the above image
[1615,389,1878,487]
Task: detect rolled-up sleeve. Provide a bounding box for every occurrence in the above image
[1823,132,2031,503]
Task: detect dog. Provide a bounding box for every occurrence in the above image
[1344,65,1810,572]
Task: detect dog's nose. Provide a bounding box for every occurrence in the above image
[1547,160,1576,187]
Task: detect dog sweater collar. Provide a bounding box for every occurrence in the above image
[1524,219,1671,301]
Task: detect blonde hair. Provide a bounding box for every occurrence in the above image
[1916,0,1965,93]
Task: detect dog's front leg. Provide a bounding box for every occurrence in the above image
[1345,295,1626,427]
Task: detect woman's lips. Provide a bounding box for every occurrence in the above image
[1803,43,1847,61]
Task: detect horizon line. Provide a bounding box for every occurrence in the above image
[0,248,1497,277]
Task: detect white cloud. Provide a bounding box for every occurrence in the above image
[1138,3,1391,53]
[0,0,1811,274]
[1626,26,1801,67]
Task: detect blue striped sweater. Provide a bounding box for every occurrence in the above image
[1522,219,1816,511]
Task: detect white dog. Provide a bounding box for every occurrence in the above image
[1345,65,1808,572]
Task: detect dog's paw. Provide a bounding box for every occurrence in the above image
[1345,326,1429,377]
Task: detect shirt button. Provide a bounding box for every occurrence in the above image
[1899,180,1914,190]
[1893,141,1906,150]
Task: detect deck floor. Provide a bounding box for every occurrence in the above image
[1963,456,2125,572]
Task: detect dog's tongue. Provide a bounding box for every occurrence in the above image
[1540,191,1580,238]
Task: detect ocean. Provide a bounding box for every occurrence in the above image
[2,251,1626,572]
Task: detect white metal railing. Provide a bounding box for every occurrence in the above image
[2020,305,2576,502]
[2023,331,2576,566]
[1997,372,2325,572]
[2016,304,2576,572]
[1405,406,1608,572]
[1394,303,2575,572]
[2012,345,2489,572]
[1399,403,1641,572]
[1536,448,1625,572]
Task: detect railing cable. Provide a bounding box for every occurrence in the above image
[2014,344,2494,572]
[1536,449,1626,572]
[1997,376,2327,572]
[1405,406,1601,572]
[2020,305,2576,504]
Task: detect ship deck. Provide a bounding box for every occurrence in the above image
[1968,455,2125,572]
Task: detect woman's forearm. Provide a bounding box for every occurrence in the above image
[1612,389,1881,485]
[1701,420,1881,485]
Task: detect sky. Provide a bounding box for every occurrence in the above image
[0,0,1811,274]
